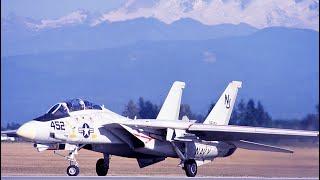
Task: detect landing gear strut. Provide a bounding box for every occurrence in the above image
[171,142,198,177]
[65,147,80,176]
[96,153,110,176]
[184,159,197,177]
[54,144,84,176]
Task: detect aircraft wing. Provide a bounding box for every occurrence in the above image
[117,119,195,129]
[187,124,319,141]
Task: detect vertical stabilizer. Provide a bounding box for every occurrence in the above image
[157,81,186,120]
[203,81,242,125]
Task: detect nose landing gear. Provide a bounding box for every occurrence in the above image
[54,144,84,176]
[67,165,79,176]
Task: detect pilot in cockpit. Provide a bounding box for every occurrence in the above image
[61,102,69,114]
[79,99,85,110]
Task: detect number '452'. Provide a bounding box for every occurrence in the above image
[51,121,65,130]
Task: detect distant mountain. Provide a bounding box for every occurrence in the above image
[1,10,93,31]
[1,16,257,57]
[1,27,318,125]
[99,0,319,31]
[2,0,319,31]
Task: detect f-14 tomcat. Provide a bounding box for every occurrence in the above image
[2,81,318,177]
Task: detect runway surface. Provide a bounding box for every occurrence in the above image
[1,143,319,177]
[1,177,319,180]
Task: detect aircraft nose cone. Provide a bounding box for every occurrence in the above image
[17,121,36,140]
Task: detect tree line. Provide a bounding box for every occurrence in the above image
[2,97,319,132]
[122,97,318,131]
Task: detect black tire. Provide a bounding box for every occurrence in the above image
[67,165,79,176]
[96,158,109,176]
[184,159,197,177]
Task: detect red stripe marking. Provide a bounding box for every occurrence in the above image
[188,123,195,128]
[133,133,153,143]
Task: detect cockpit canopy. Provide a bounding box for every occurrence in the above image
[34,98,103,121]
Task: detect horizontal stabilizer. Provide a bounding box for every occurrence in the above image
[137,157,165,168]
[232,140,293,153]
[188,124,319,141]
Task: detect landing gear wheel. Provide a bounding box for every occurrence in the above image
[67,165,79,176]
[96,158,109,176]
[184,159,197,177]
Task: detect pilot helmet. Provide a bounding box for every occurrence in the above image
[61,102,69,113]
[79,99,85,110]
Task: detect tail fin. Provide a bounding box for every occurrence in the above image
[203,81,242,125]
[157,81,186,120]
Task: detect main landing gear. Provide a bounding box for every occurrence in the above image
[171,142,198,177]
[96,153,110,176]
[183,159,197,177]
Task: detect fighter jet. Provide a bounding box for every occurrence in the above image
[2,81,318,177]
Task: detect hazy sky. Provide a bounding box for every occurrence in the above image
[1,0,126,19]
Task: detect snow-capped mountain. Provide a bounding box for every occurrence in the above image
[1,0,319,31]
[1,16,258,57]
[98,0,319,31]
[2,10,103,32]
[1,13,39,31]
[26,10,89,30]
